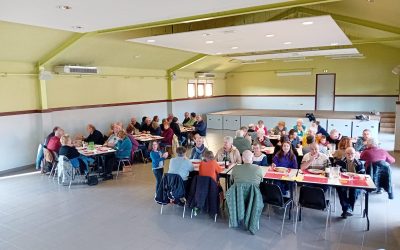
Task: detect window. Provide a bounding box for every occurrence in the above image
[187,79,213,98]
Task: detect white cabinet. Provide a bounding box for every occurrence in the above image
[206,114,223,129]
[223,115,241,130]
[327,119,352,137]
[352,120,379,139]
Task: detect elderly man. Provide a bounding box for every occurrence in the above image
[231,150,263,185]
[355,129,372,152]
[140,117,152,133]
[47,128,65,153]
[189,136,208,160]
[130,117,141,131]
[336,147,365,218]
[301,143,329,170]
[194,115,207,136]
[184,112,197,127]
[360,138,395,168]
[83,124,104,145]
[182,112,191,126]
[216,136,242,164]
[168,147,194,188]
[233,130,252,154]
[240,126,253,143]
[327,129,342,148]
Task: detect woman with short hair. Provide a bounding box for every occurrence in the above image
[199,150,222,183]
[252,143,268,166]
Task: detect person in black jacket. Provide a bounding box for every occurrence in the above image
[130,117,141,131]
[141,117,152,133]
[83,124,104,145]
[170,117,182,138]
[335,147,365,218]
[182,112,190,126]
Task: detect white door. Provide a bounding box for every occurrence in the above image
[223,115,241,130]
[316,74,335,111]
[206,115,223,129]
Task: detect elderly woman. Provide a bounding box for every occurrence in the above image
[332,136,355,161]
[293,119,306,138]
[59,134,94,174]
[114,130,132,160]
[256,130,273,147]
[272,121,287,136]
[140,117,152,133]
[216,136,242,164]
[160,122,174,147]
[252,143,268,166]
[189,136,208,160]
[150,120,161,136]
[104,123,121,147]
[255,120,268,135]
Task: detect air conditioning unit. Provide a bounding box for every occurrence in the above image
[54,65,99,75]
[194,72,215,78]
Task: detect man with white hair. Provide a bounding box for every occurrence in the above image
[355,129,372,152]
[216,136,242,164]
[231,150,263,185]
[360,138,395,168]
[233,130,252,154]
[327,129,342,148]
[47,128,65,153]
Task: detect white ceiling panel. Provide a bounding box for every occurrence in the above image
[129,16,352,55]
[0,0,291,32]
[232,48,360,61]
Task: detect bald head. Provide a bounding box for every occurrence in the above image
[345,147,356,161]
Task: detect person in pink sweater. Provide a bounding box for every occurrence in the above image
[360,138,395,168]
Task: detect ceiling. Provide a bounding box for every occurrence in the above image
[0,0,291,32]
[129,15,351,55]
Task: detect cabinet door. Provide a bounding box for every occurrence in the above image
[327,119,352,137]
[206,114,223,129]
[352,120,379,138]
[223,115,241,130]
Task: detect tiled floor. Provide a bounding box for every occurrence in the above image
[0,129,399,250]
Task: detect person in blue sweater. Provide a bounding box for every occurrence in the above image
[114,131,132,160]
[194,115,207,136]
[252,142,268,166]
[150,141,169,192]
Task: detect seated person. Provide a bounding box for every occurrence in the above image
[160,123,174,147]
[140,117,152,133]
[252,143,268,166]
[327,129,342,148]
[106,123,115,137]
[248,124,256,133]
[231,150,263,185]
[272,121,287,136]
[104,124,121,147]
[273,136,296,156]
[150,120,161,136]
[59,134,94,174]
[126,124,149,159]
[318,135,329,155]
[216,136,242,164]
[315,121,330,138]
[332,136,355,162]
[255,120,268,135]
[301,143,329,171]
[167,113,174,124]
[182,112,191,126]
[240,126,253,143]
[360,138,395,168]
[130,117,141,131]
[336,147,365,218]
[293,119,306,138]
[47,128,65,153]
[44,126,60,146]
[160,118,167,131]
[184,112,197,127]
[302,126,318,146]
[256,130,273,147]
[199,150,222,183]
[168,147,193,187]
[355,129,372,152]
[272,141,298,169]
[83,124,104,145]
[288,129,301,149]
[170,117,182,139]
[233,130,252,154]
[114,131,133,160]
[302,135,315,155]
[189,136,208,160]
[194,115,207,136]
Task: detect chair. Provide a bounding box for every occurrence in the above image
[187,176,219,222]
[116,158,131,179]
[295,186,331,239]
[155,173,186,218]
[46,150,59,179]
[57,156,84,188]
[260,182,293,236]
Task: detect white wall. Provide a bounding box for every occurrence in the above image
[334,97,397,112]
[225,96,315,110]
[172,97,228,122]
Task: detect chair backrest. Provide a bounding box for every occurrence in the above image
[260,182,284,207]
[299,186,327,210]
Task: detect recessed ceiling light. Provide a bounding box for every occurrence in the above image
[223,30,236,34]
[231,46,239,50]
[205,40,214,44]
[331,42,339,46]
[72,26,83,30]
[202,33,211,37]
[265,34,275,38]
[283,42,292,45]
[133,55,141,59]
[147,39,156,43]
[57,5,72,10]
[302,21,314,25]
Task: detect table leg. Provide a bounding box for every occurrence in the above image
[363,191,370,231]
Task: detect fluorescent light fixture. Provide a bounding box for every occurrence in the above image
[202,33,211,36]
[146,39,156,43]
[205,40,214,44]
[231,46,239,50]
[331,42,339,46]
[265,34,275,38]
[276,71,312,77]
[283,41,292,45]
[302,21,314,25]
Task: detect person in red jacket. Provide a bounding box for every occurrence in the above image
[47,128,64,153]
[360,138,395,169]
[161,123,174,147]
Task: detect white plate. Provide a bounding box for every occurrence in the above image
[308,169,324,174]
[190,159,201,164]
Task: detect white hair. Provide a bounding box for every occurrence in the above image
[242,150,253,163]
[235,130,244,137]
[297,119,303,123]
[224,136,233,144]
[366,138,377,147]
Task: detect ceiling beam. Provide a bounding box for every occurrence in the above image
[298,7,400,35]
[95,0,340,35]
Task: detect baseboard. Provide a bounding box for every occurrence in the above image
[0,164,36,177]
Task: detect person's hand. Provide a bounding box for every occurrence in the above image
[162,152,169,158]
[271,163,276,168]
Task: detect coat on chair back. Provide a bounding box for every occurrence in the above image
[187,175,219,216]
[155,173,186,205]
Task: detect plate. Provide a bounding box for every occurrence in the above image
[308,169,324,174]
[217,161,226,166]
[273,167,288,173]
[190,159,201,164]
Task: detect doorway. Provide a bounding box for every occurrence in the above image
[315,73,335,111]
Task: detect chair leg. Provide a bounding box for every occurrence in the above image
[281,206,287,236]
[214,214,217,223]
[267,205,270,218]
[325,205,331,239]
[191,209,193,219]
[183,202,186,218]
[160,204,163,214]
[294,205,300,234]
[52,165,58,180]
[116,161,121,179]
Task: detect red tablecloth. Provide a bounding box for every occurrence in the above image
[264,172,288,179]
[339,179,369,187]
[302,175,328,184]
